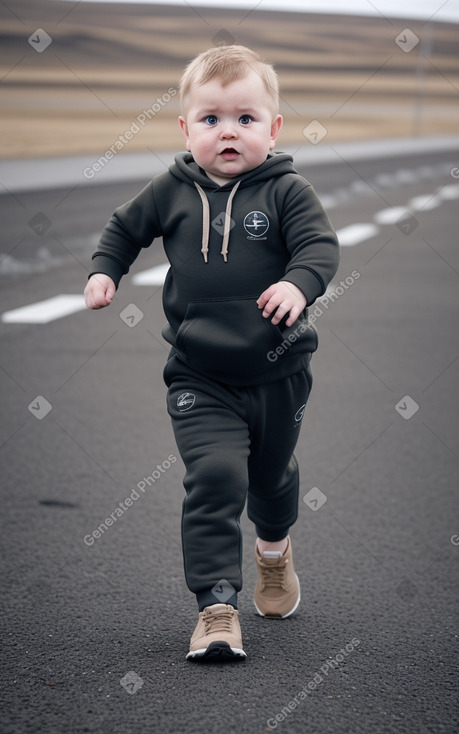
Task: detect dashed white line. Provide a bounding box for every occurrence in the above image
[335,223,379,246]
[373,173,395,188]
[131,263,170,285]
[394,169,418,184]
[438,184,459,200]
[409,194,442,211]
[316,194,338,209]
[374,207,410,224]
[1,295,86,324]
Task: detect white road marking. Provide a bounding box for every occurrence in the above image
[316,194,338,209]
[131,263,170,285]
[336,223,379,246]
[373,174,394,188]
[439,184,459,200]
[417,165,436,179]
[374,207,410,224]
[1,295,87,324]
[409,194,442,211]
[394,169,418,184]
[350,180,372,193]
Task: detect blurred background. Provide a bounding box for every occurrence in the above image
[1,0,458,158]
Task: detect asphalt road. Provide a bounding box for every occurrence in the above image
[1,142,458,734]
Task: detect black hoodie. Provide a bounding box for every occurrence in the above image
[90,151,340,385]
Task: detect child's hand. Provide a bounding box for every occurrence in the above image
[257,281,307,327]
[84,274,116,310]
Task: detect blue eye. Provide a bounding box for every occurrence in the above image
[204,115,218,125]
[239,115,253,125]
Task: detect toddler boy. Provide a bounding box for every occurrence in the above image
[85,45,339,661]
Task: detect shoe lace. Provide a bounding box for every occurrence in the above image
[204,609,235,635]
[259,559,288,589]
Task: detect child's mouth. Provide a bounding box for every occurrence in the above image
[220,148,239,160]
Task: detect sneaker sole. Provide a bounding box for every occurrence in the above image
[186,641,247,662]
[254,576,301,619]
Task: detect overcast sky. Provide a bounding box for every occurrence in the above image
[71,0,459,23]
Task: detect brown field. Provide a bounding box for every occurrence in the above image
[1,0,458,158]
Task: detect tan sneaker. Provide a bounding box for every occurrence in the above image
[186,603,247,661]
[254,536,300,618]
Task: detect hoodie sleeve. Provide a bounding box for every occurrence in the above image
[89,180,162,288]
[279,180,340,306]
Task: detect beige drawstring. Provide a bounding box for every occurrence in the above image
[221,180,241,262]
[194,183,210,263]
[194,180,241,263]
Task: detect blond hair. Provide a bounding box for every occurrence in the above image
[179,45,279,115]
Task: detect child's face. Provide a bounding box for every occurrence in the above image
[179,69,282,186]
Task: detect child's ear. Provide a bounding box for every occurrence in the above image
[178,116,191,151]
[269,114,283,150]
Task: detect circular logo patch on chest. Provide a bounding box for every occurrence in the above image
[243,211,269,237]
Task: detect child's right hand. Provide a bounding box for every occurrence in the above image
[84,274,116,310]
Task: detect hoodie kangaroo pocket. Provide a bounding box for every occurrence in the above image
[175,296,285,374]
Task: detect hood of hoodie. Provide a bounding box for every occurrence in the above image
[169,151,299,263]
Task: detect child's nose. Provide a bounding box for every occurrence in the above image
[220,122,238,138]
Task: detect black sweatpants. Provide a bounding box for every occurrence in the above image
[164,354,312,611]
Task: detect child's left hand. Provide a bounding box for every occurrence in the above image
[257,281,307,327]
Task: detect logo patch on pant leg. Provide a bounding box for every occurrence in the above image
[177,392,196,412]
[294,404,306,423]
